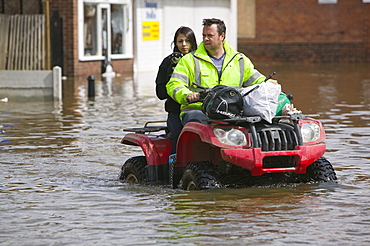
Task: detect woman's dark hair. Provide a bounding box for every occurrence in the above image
[172,26,198,53]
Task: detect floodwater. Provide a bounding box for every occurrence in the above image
[1,63,370,245]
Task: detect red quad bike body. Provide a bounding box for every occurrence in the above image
[120,114,337,190]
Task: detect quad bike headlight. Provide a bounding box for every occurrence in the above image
[213,128,247,146]
[301,122,321,143]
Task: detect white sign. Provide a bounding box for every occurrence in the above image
[318,0,337,4]
[144,0,158,20]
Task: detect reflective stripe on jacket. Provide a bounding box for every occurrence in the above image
[166,40,273,117]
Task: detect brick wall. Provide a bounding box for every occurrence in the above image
[238,0,370,63]
[49,0,75,77]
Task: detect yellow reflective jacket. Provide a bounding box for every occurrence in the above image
[166,40,274,117]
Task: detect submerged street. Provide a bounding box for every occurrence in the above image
[1,63,370,245]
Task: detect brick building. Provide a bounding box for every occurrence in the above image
[1,0,369,78]
[48,0,135,78]
[238,0,370,63]
[0,0,135,78]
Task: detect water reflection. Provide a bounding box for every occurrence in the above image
[256,63,370,113]
[1,63,370,245]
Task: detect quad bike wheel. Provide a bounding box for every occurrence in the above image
[180,162,223,190]
[119,156,147,183]
[306,157,337,182]
[291,157,337,183]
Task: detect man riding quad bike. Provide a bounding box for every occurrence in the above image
[119,83,337,190]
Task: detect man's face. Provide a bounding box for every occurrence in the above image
[202,24,225,52]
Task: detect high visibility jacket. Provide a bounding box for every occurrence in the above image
[166,40,274,117]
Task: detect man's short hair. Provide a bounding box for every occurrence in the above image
[202,18,226,36]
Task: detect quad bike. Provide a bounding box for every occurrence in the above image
[119,84,337,190]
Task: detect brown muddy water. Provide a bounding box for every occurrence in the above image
[1,63,370,245]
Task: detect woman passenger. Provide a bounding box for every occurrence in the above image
[155,26,198,153]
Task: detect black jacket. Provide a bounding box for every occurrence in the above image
[155,55,180,113]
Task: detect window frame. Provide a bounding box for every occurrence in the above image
[78,0,133,61]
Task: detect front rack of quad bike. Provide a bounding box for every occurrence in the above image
[206,114,319,124]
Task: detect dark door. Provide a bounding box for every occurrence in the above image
[50,10,64,70]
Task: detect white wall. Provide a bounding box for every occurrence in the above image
[135,0,237,72]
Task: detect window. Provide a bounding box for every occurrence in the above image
[78,0,133,61]
[111,4,125,54]
[83,3,98,56]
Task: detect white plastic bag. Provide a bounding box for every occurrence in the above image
[240,82,281,123]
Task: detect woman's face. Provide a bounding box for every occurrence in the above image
[176,33,191,54]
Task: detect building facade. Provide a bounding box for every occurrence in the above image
[238,0,370,63]
[49,0,237,78]
[1,0,369,78]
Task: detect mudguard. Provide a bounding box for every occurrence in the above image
[121,133,172,165]
[175,122,236,167]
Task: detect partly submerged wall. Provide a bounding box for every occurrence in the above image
[0,66,62,101]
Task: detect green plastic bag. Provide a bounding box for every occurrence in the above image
[276,92,291,116]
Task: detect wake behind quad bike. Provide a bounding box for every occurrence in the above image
[119,85,337,190]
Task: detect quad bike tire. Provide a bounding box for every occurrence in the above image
[306,157,337,182]
[287,157,337,183]
[180,162,223,190]
[119,156,147,183]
